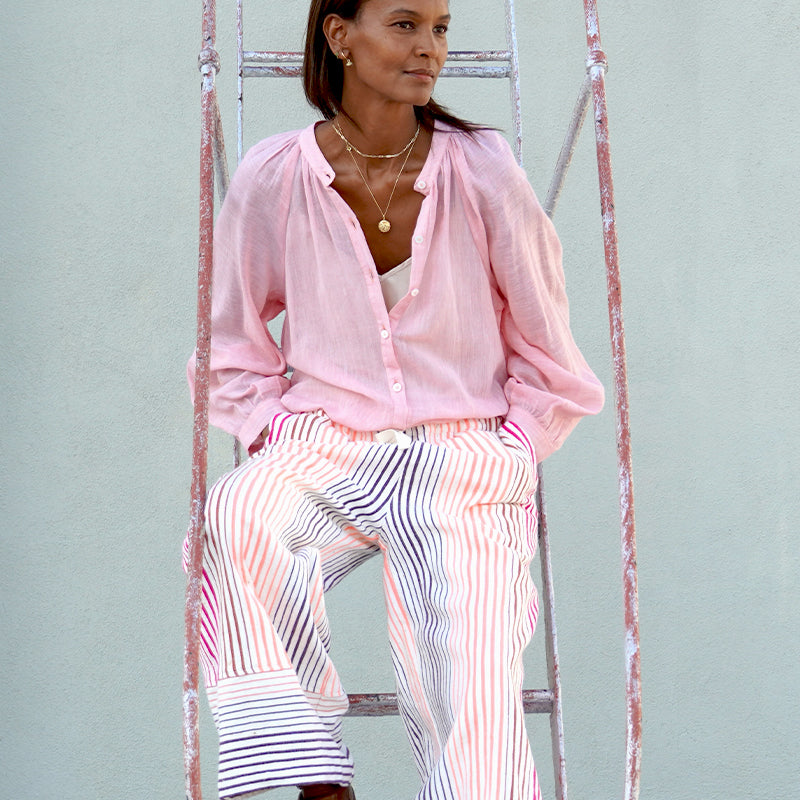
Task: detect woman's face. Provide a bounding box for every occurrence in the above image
[333,0,450,109]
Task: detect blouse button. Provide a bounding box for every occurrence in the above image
[410,288,419,297]
[392,382,402,392]
[416,180,427,190]
[413,235,424,244]
[380,329,390,339]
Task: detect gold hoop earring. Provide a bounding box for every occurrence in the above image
[340,51,353,67]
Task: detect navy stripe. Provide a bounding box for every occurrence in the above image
[199,419,540,798]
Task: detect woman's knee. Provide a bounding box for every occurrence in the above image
[203,464,256,552]
[204,455,297,557]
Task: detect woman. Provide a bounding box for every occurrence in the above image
[187,1,604,798]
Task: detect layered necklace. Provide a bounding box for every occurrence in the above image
[332,120,421,234]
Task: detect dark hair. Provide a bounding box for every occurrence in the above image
[302,0,483,133]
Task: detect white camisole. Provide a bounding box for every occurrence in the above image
[378,256,412,310]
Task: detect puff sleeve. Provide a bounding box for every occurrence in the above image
[464,131,605,460]
[187,137,295,449]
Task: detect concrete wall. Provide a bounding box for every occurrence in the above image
[2,1,798,798]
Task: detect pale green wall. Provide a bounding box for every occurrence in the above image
[2,1,798,799]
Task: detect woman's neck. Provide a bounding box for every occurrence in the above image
[336,99,420,157]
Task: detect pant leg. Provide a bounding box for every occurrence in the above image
[380,420,541,800]
[194,413,382,798]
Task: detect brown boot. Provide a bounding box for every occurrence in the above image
[298,784,355,800]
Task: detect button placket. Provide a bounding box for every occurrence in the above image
[407,235,426,299]
[374,320,404,411]
[409,190,434,300]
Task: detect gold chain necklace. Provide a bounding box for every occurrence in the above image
[342,128,419,234]
[332,120,420,159]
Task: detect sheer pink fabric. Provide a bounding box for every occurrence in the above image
[188,123,604,460]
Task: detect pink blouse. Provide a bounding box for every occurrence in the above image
[188,122,604,461]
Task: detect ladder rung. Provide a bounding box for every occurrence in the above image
[243,66,303,78]
[440,65,510,78]
[243,50,512,63]
[241,51,512,80]
[243,65,510,79]
[346,689,554,717]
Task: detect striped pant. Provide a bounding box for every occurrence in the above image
[195,412,541,799]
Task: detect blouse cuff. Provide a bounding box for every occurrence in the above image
[504,404,557,463]
[239,397,290,451]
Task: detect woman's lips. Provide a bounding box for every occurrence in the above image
[405,70,436,82]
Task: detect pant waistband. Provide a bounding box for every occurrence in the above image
[268,411,502,448]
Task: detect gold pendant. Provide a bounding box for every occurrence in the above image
[378,219,391,233]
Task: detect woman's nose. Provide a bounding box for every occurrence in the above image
[414,29,438,58]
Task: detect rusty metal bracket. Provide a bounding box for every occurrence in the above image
[198,46,220,77]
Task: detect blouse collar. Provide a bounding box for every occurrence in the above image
[299,119,450,193]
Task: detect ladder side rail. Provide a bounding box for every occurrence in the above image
[185,3,221,799]
[213,97,231,202]
[504,0,523,164]
[582,3,642,799]
[535,67,601,800]
[233,0,246,469]
[238,0,244,163]
[535,474,569,800]
[544,74,592,218]
[502,0,570,792]
[219,111,242,471]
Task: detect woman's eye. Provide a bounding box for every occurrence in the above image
[392,20,447,34]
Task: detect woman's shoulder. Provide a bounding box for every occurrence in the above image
[449,127,518,169]
[439,125,526,197]
[231,130,314,203]
[238,130,303,174]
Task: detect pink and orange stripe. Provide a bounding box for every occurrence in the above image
[187,412,542,799]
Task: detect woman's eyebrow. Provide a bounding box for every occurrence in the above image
[388,9,452,21]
